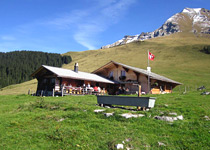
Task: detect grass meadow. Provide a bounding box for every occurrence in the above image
[0,91,209,149]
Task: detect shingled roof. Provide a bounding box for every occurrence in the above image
[31,65,115,84]
[92,61,182,85]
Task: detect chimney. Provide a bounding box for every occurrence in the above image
[147,67,151,73]
[74,63,79,73]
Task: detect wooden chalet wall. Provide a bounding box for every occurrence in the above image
[94,62,174,94]
[32,63,178,96]
[35,69,57,96]
[94,64,148,93]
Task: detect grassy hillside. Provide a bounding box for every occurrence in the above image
[0,92,209,149]
[0,79,37,95]
[64,32,210,86]
[0,32,210,95]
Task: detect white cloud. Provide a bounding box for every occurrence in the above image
[0,0,137,52]
[74,23,105,50]
[1,35,16,41]
[47,10,89,29]
[47,0,137,50]
[101,0,136,20]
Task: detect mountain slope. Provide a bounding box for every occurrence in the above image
[1,31,210,95]
[63,33,210,86]
[102,8,210,49]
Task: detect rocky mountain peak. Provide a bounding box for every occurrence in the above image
[101,8,210,49]
[182,7,202,14]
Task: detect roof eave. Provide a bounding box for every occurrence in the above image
[57,75,116,84]
[93,61,182,85]
[92,61,115,73]
[30,65,45,77]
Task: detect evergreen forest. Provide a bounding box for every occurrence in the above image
[0,51,72,88]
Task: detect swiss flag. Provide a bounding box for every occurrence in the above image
[148,52,155,61]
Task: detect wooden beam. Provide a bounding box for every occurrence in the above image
[103,68,109,73]
[134,71,140,77]
[113,63,119,68]
[134,71,140,82]
[122,67,129,72]
[43,75,57,78]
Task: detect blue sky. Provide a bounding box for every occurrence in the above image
[0,0,210,53]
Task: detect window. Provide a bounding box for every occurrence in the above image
[119,70,126,80]
[121,70,126,77]
[51,78,55,84]
[109,71,113,78]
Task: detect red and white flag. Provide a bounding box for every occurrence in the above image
[148,51,155,61]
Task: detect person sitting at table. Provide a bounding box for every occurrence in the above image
[125,87,130,94]
[117,86,122,95]
[87,83,90,88]
[98,86,101,93]
[126,87,129,92]
[85,86,88,93]
[94,86,98,92]
[83,83,85,88]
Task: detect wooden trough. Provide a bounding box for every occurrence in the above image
[97,95,156,108]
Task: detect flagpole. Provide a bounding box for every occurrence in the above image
[148,50,150,94]
[148,50,149,68]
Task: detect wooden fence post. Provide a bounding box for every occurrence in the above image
[138,85,141,97]
[53,88,55,97]
[62,87,64,97]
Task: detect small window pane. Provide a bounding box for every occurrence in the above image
[121,70,126,76]
[109,71,113,77]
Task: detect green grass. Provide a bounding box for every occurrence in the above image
[0,92,209,149]
[0,79,37,95]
